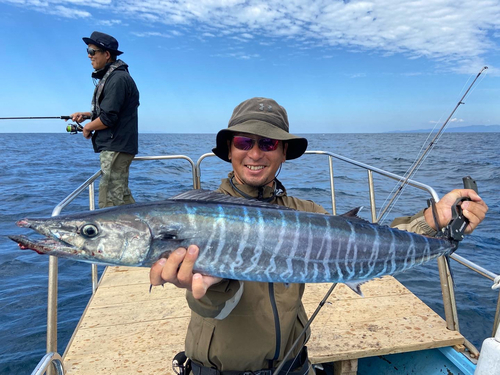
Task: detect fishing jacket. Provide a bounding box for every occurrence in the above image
[184,173,436,372]
[184,172,328,373]
[391,210,437,236]
[90,60,139,155]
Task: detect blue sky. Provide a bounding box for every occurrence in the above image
[1,0,499,134]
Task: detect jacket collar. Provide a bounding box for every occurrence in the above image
[218,171,287,201]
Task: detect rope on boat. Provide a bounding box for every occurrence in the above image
[492,276,500,290]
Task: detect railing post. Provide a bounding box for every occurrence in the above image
[438,257,459,331]
[493,292,500,337]
[89,181,99,294]
[328,156,336,215]
[46,256,58,375]
[367,170,377,223]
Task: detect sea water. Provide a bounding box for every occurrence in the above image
[0,132,498,374]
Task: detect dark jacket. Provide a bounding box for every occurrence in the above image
[91,62,139,155]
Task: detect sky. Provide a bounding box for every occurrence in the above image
[0,0,499,134]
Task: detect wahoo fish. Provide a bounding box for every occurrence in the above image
[9,190,458,285]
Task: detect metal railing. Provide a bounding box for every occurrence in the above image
[44,155,195,374]
[39,151,497,372]
[31,352,64,375]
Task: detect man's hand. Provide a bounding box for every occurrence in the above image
[424,189,488,234]
[149,245,222,299]
[82,127,93,139]
[68,112,91,123]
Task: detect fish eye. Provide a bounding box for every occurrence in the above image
[81,224,99,238]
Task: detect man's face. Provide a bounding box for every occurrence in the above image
[228,133,287,188]
[87,44,110,70]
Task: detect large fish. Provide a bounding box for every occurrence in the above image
[9,190,458,285]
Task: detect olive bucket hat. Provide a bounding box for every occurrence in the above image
[212,97,308,162]
[83,31,123,56]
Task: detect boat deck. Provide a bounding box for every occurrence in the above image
[62,266,464,374]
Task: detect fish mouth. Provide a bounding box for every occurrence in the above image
[9,218,77,255]
[8,234,75,255]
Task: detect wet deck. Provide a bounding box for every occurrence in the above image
[62,266,464,374]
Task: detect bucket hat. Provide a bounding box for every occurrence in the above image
[83,31,123,56]
[212,97,308,162]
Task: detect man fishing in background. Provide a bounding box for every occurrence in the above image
[150,97,488,375]
[69,31,140,208]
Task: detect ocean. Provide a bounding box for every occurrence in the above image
[0,132,499,374]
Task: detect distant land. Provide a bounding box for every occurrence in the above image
[390,125,500,133]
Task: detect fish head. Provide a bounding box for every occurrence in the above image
[10,211,152,266]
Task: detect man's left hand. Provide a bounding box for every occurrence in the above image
[83,127,93,139]
[424,189,488,234]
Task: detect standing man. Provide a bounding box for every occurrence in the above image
[70,31,139,208]
[150,97,488,374]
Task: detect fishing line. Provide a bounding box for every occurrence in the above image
[377,69,480,224]
[272,283,338,375]
[377,66,488,224]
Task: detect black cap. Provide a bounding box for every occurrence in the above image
[83,31,123,55]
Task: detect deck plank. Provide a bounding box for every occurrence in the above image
[63,266,463,374]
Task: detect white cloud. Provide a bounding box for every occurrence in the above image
[97,19,122,26]
[3,0,500,70]
[430,117,464,123]
[132,31,173,38]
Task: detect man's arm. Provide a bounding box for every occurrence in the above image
[391,188,488,235]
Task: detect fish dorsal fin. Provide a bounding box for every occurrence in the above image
[341,207,362,217]
[340,206,373,224]
[169,189,296,211]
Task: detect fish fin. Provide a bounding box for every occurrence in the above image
[344,281,366,297]
[340,207,375,225]
[169,189,296,211]
[154,225,185,242]
[341,207,363,217]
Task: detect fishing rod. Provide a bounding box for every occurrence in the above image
[272,283,338,375]
[274,67,488,375]
[377,66,488,223]
[0,115,90,134]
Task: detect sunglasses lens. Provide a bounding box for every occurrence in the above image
[233,136,280,152]
[259,138,280,151]
[233,136,254,150]
[87,47,95,56]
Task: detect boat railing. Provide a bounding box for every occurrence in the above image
[31,352,64,375]
[40,151,497,374]
[44,155,195,375]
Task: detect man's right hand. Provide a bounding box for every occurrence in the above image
[150,245,222,299]
[68,112,91,123]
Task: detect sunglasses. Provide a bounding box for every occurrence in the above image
[87,47,104,56]
[232,136,280,152]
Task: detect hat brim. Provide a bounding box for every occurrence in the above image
[212,120,308,162]
[83,37,123,55]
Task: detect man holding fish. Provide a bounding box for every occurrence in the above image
[150,97,488,375]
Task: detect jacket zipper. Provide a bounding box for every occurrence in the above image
[269,283,281,362]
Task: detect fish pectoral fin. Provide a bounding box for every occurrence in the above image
[344,281,366,297]
[155,232,185,242]
[154,225,184,242]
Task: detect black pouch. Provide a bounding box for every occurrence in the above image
[173,351,192,375]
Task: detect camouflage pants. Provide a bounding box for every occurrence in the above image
[98,151,135,208]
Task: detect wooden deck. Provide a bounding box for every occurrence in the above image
[62,266,464,374]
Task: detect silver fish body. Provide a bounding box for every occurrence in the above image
[10,190,457,284]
